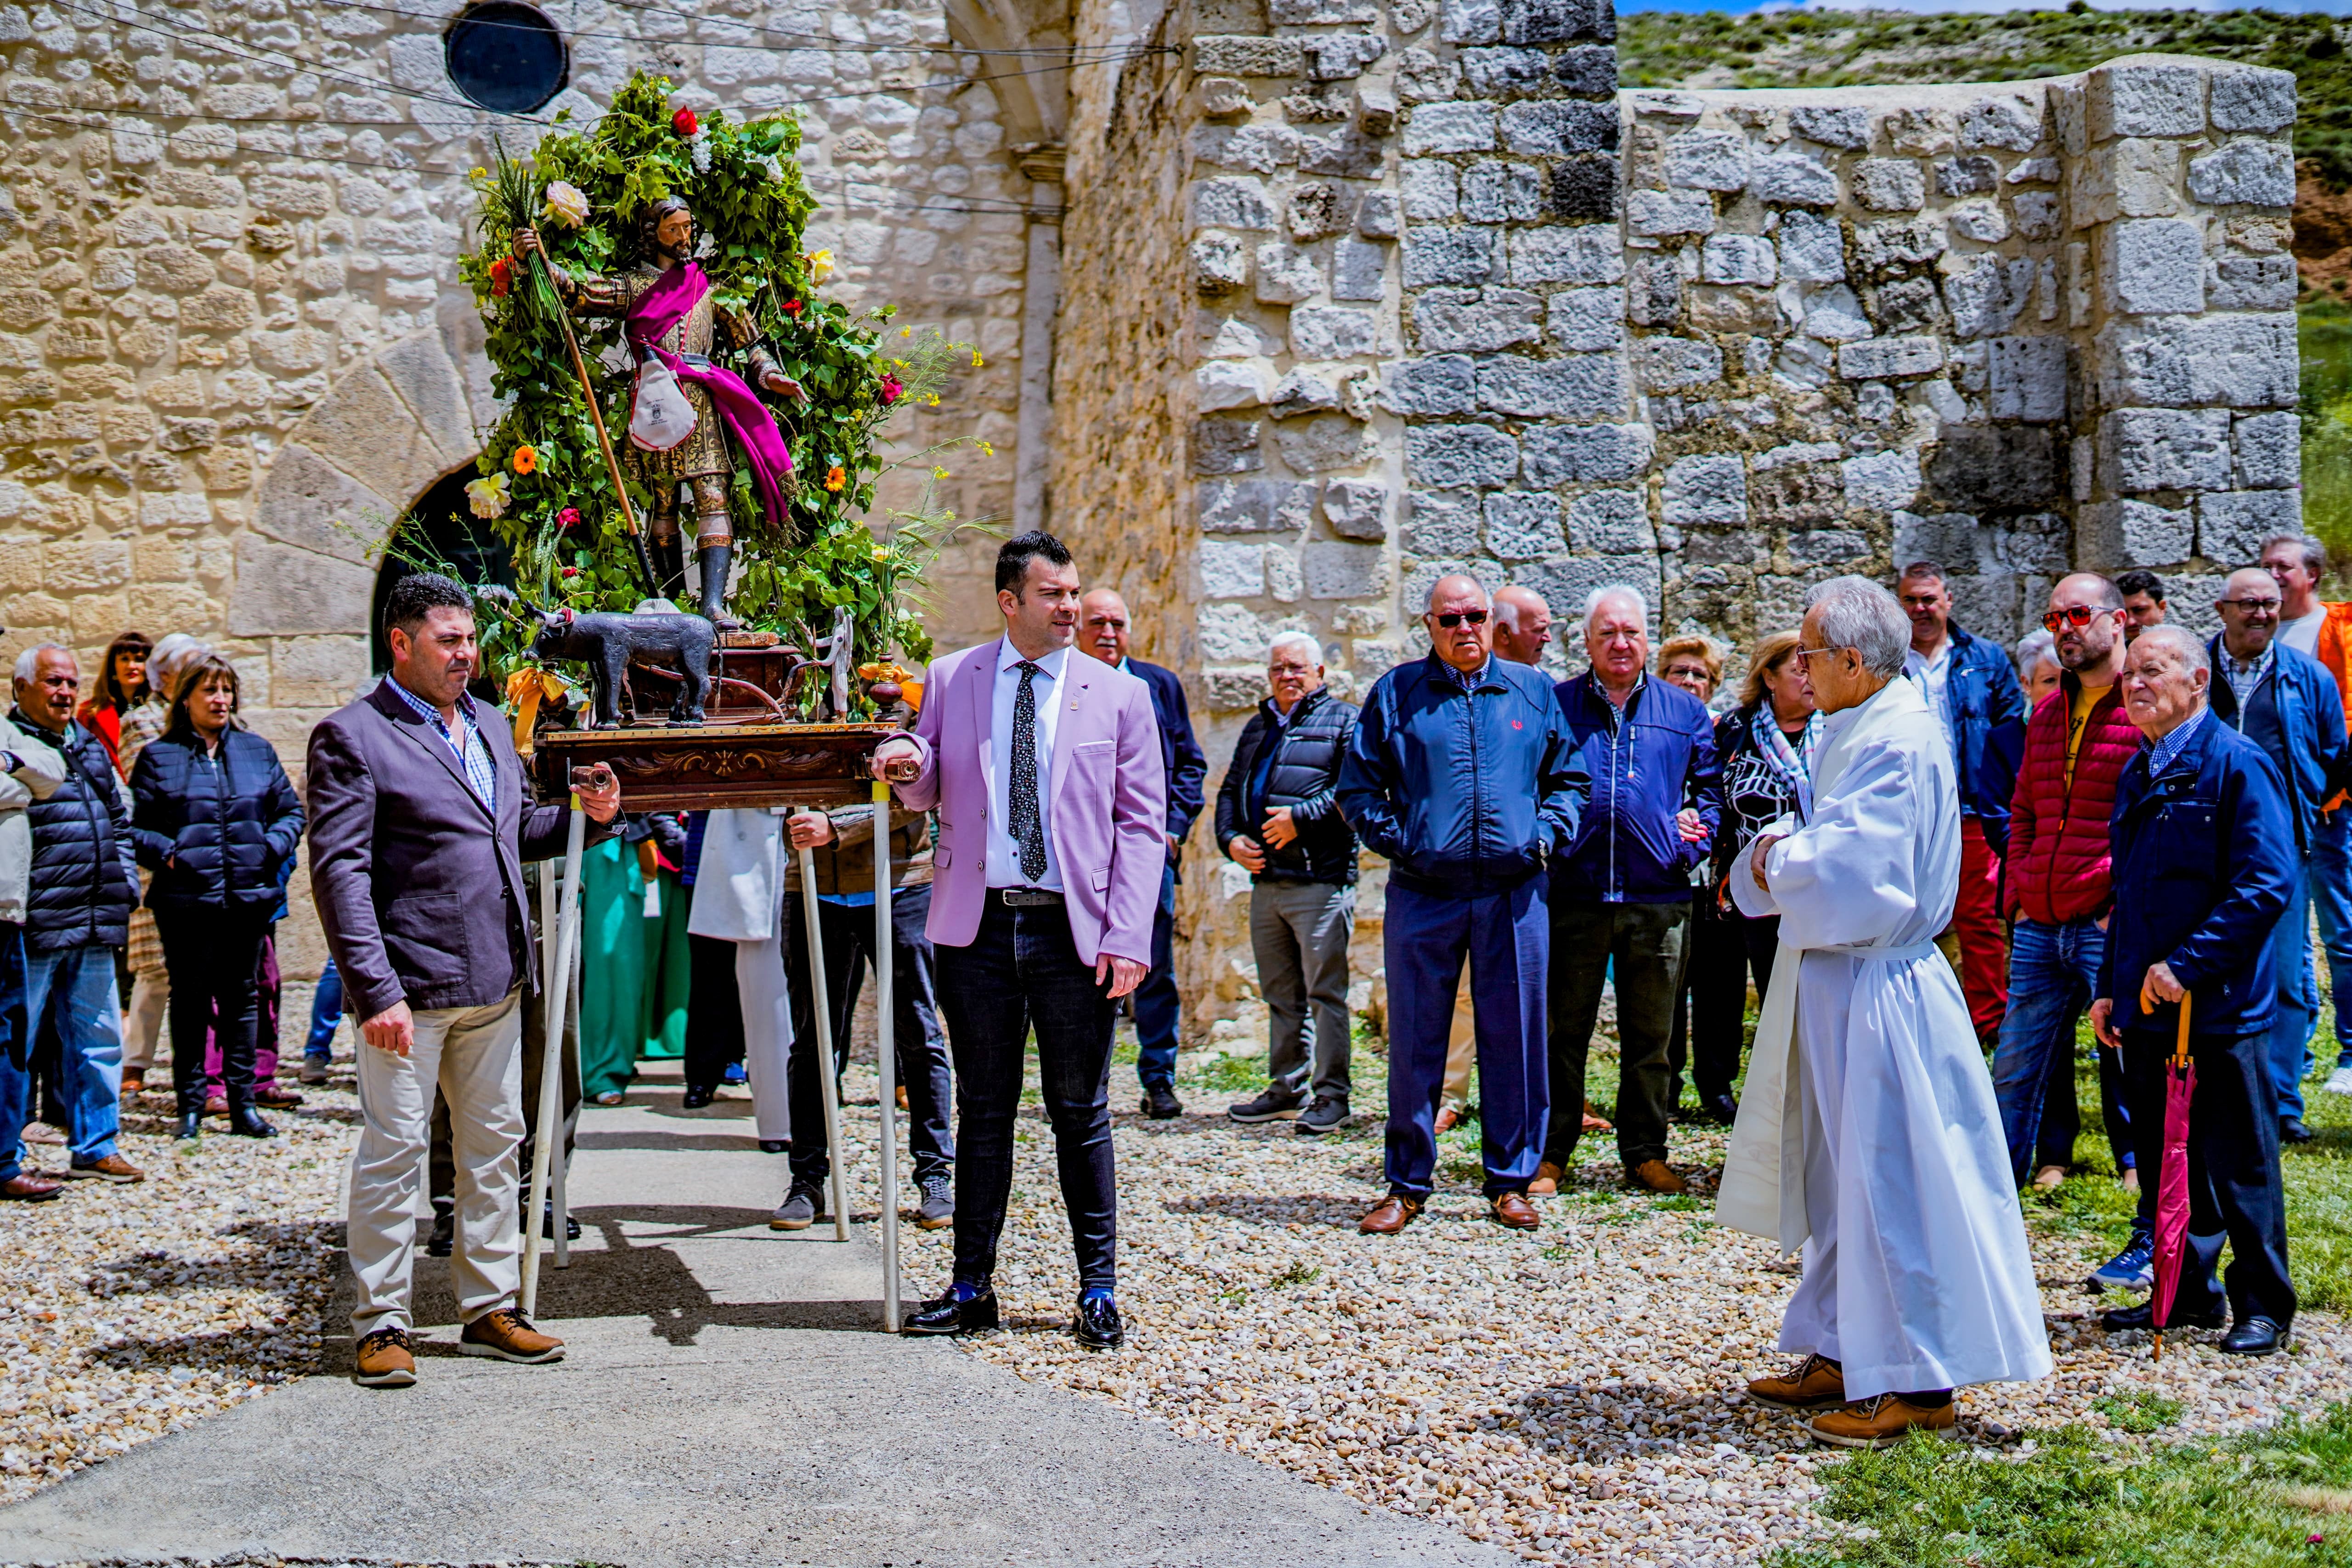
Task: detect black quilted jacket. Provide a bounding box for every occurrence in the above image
[130,727,304,915]
[1214,686,1361,886]
[8,711,136,952]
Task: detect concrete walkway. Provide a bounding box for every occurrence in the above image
[0,1064,1512,1568]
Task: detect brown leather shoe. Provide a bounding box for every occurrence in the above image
[458,1307,565,1364]
[1804,1392,1956,1449]
[1746,1353,1848,1411]
[1582,1101,1613,1132]
[1527,1160,1564,1196]
[203,1094,228,1119]
[0,1173,62,1202]
[1358,1194,1423,1234]
[1490,1192,1540,1230]
[66,1154,144,1184]
[1627,1159,1687,1195]
[1433,1106,1460,1135]
[254,1085,305,1109]
[120,1069,145,1094]
[352,1326,416,1388]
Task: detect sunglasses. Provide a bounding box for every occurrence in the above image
[1429,609,1490,628]
[2041,605,2119,633]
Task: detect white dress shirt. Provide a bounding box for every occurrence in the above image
[985,639,1068,889]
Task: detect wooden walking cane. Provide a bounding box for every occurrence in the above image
[526,247,662,600]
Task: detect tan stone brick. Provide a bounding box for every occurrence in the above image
[132,534,194,582]
[127,581,211,630]
[69,590,131,643]
[136,243,215,294]
[32,485,90,535]
[198,442,253,491]
[0,534,42,592]
[145,371,205,411]
[0,288,58,333]
[3,591,73,627]
[60,363,135,401]
[45,317,107,360]
[180,284,256,334]
[101,404,157,447]
[113,318,169,364]
[47,536,132,592]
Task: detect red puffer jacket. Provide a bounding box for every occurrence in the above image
[2003,675,2143,924]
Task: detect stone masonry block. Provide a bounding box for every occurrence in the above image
[1302,34,1386,81]
[1272,0,1378,20]
[1323,478,1390,539]
[1509,226,1623,287]
[1197,359,1271,412]
[1510,555,1664,626]
[2233,411,2300,490]
[1501,0,1607,46]
[1192,178,1277,231]
[1404,226,1497,289]
[2101,407,2233,493]
[1961,94,2045,153]
[1988,335,2069,423]
[1926,427,2058,510]
[1662,453,1748,526]
[1304,541,1388,598]
[1626,255,1681,326]
[1837,336,1943,379]
[1853,218,1946,273]
[1442,0,1502,42]
[1500,101,1618,157]
[1666,129,1749,192]
[1332,237,1388,301]
[1521,423,1654,486]
[1402,160,1459,222]
[1412,289,1543,352]
[1194,418,1265,474]
[2199,489,2303,567]
[1842,448,1922,513]
[1200,603,1272,663]
[1549,286,1623,351]
[1193,234,1251,294]
[1553,44,1617,96]
[2099,313,2298,409]
[2209,67,2297,134]
[1566,488,1654,553]
[1476,353,1629,419]
[253,442,396,565]
[1405,490,1484,556]
[1550,156,1621,222]
[2103,220,2205,316]
[1633,336,1723,392]
[1777,210,1846,283]
[1408,424,1520,488]
[1463,160,1544,224]
[1193,36,1305,77]
[1275,415,1374,472]
[2187,141,2295,209]
[1256,242,1324,304]
[1935,156,1998,198]
[1357,192,1401,238]
[228,535,375,638]
[2209,254,2297,312]
[1199,540,1267,599]
[1271,368,1344,421]
[1291,306,1380,360]
[1851,159,1927,213]
[1626,189,1714,238]
[1198,479,1318,534]
[1461,46,1552,98]
[1402,102,1498,156]
[1382,354,1480,417]
[1750,154,1838,208]
[1701,235,1776,286]
[1945,255,2035,340]
[1484,492,1565,560]
[2087,62,2205,141]
[1790,105,1870,149]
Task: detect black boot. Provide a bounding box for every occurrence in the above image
[227,1099,277,1138]
[175,1108,203,1141]
[695,541,741,630]
[650,533,686,603]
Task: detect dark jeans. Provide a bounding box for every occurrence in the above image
[1132,863,1180,1089]
[0,921,27,1183]
[1678,898,1770,1109]
[682,932,746,1093]
[1992,916,2133,1188]
[785,884,954,1185]
[1548,899,1689,1168]
[2121,1026,2295,1328]
[154,905,271,1115]
[305,958,342,1061]
[934,897,1116,1292]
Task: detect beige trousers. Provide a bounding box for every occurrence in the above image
[348,989,524,1335]
[1442,975,1475,1112]
[121,967,168,1073]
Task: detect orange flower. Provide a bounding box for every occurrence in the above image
[511,445,538,475]
[824,464,847,492]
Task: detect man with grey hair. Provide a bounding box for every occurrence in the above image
[1219,632,1361,1134]
[1722,576,2047,1447]
[0,631,65,1201]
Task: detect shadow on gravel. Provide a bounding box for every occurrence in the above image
[1162,1193,1369,1229]
[1509,1379,1733,1461]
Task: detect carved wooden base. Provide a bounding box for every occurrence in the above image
[531,721,900,810]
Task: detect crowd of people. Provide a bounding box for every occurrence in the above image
[0,525,2332,1435]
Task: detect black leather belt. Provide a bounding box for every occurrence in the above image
[994,887,1063,907]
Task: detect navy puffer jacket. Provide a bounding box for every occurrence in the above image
[131,727,305,915]
[8,711,136,952]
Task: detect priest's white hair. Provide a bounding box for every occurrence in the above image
[1805,575,1910,679]
[2133,623,2211,677]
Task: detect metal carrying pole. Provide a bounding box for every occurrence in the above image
[521,805,588,1319]
[874,779,901,1333]
[797,841,853,1244]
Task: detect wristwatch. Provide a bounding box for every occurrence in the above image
[0,751,16,776]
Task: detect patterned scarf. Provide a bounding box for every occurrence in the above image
[1754,705,1823,826]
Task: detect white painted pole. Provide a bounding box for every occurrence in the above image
[540,854,572,1271]
[797,841,852,1244]
[873,779,900,1333]
[521,806,587,1319]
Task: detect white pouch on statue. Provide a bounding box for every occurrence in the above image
[628,353,698,451]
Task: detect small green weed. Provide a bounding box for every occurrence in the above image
[1270,1262,1321,1289]
[2094,1389,2186,1434]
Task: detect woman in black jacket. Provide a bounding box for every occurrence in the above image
[130,652,305,1140]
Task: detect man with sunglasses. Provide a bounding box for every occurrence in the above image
[1339,575,1584,1235]
[2207,566,2352,1147]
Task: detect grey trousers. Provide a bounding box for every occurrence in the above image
[1252,879,1356,1103]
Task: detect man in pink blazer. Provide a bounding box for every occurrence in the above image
[871,531,1166,1349]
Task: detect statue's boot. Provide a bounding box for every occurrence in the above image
[650,534,686,602]
[696,541,743,630]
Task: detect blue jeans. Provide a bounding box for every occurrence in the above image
[1991,917,2132,1190]
[21,942,124,1164]
[0,923,28,1183]
[2266,860,2314,1120]
[1383,877,1549,1198]
[2311,811,2352,1069]
[305,958,342,1061]
[1132,863,1180,1089]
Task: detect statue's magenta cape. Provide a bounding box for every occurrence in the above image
[626,260,794,531]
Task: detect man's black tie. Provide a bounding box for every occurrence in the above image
[1011,660,1047,883]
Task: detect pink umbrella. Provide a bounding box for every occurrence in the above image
[2150,991,2195,1362]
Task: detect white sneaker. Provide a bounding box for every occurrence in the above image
[2325,1064,2352,1098]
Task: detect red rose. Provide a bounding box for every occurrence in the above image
[556,506,582,528]
[489,256,513,298]
[783,298,803,315]
[561,565,580,578]
[879,374,901,406]
[672,107,699,138]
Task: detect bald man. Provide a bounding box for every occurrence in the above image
[1492,586,1554,668]
[1080,588,1207,1117]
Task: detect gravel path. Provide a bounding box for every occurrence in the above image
[0,1070,356,1503]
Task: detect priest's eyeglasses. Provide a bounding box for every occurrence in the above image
[1430,609,1490,627]
[2041,605,2119,632]
[1791,644,1847,660]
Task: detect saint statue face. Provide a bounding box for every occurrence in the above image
[650,204,695,262]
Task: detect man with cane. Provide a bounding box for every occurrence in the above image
[2091,626,2298,1356]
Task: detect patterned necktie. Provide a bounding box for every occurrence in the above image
[1010,660,1047,883]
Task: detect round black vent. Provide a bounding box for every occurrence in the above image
[444,2,570,115]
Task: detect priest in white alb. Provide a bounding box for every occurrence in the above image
[1719,576,2051,1448]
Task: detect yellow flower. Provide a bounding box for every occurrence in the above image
[926,394,940,407]
[931,466,948,480]
[900,327,912,337]
[511,444,539,475]
[871,545,892,561]
[824,464,847,492]
[978,440,994,457]
[971,350,984,368]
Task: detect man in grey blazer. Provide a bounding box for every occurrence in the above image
[307,573,620,1388]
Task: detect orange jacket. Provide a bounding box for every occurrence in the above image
[2318,603,2352,808]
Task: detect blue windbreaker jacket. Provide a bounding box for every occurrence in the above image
[1551,672,1722,904]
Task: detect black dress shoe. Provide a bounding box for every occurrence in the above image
[227,1105,277,1138]
[904,1288,999,1336]
[174,1109,203,1140]
[1141,1085,1184,1120]
[682,1085,715,1109]
[425,1208,454,1258]
[2222,1315,2288,1356]
[2100,1298,2226,1333]
[1703,1093,1739,1125]
[1074,1294,1125,1350]
[759,1139,790,1155]
[541,1204,582,1241]
[2281,1116,2314,1145]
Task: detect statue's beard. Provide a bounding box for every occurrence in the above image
[653,235,691,264]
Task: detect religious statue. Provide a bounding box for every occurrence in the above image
[512,196,803,629]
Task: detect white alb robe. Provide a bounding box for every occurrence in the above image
[1720,676,2051,1398]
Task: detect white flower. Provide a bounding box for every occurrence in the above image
[690,130,712,174]
[464,472,511,519]
[541,180,590,228]
[754,152,784,184]
[806,248,834,284]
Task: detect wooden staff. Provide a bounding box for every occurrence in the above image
[527,246,661,600]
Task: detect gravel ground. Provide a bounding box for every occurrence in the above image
[825,1051,2352,1568]
[0,1065,357,1504]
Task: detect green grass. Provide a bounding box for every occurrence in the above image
[1779,1408,2352,1568]
[2094,1389,2186,1435]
